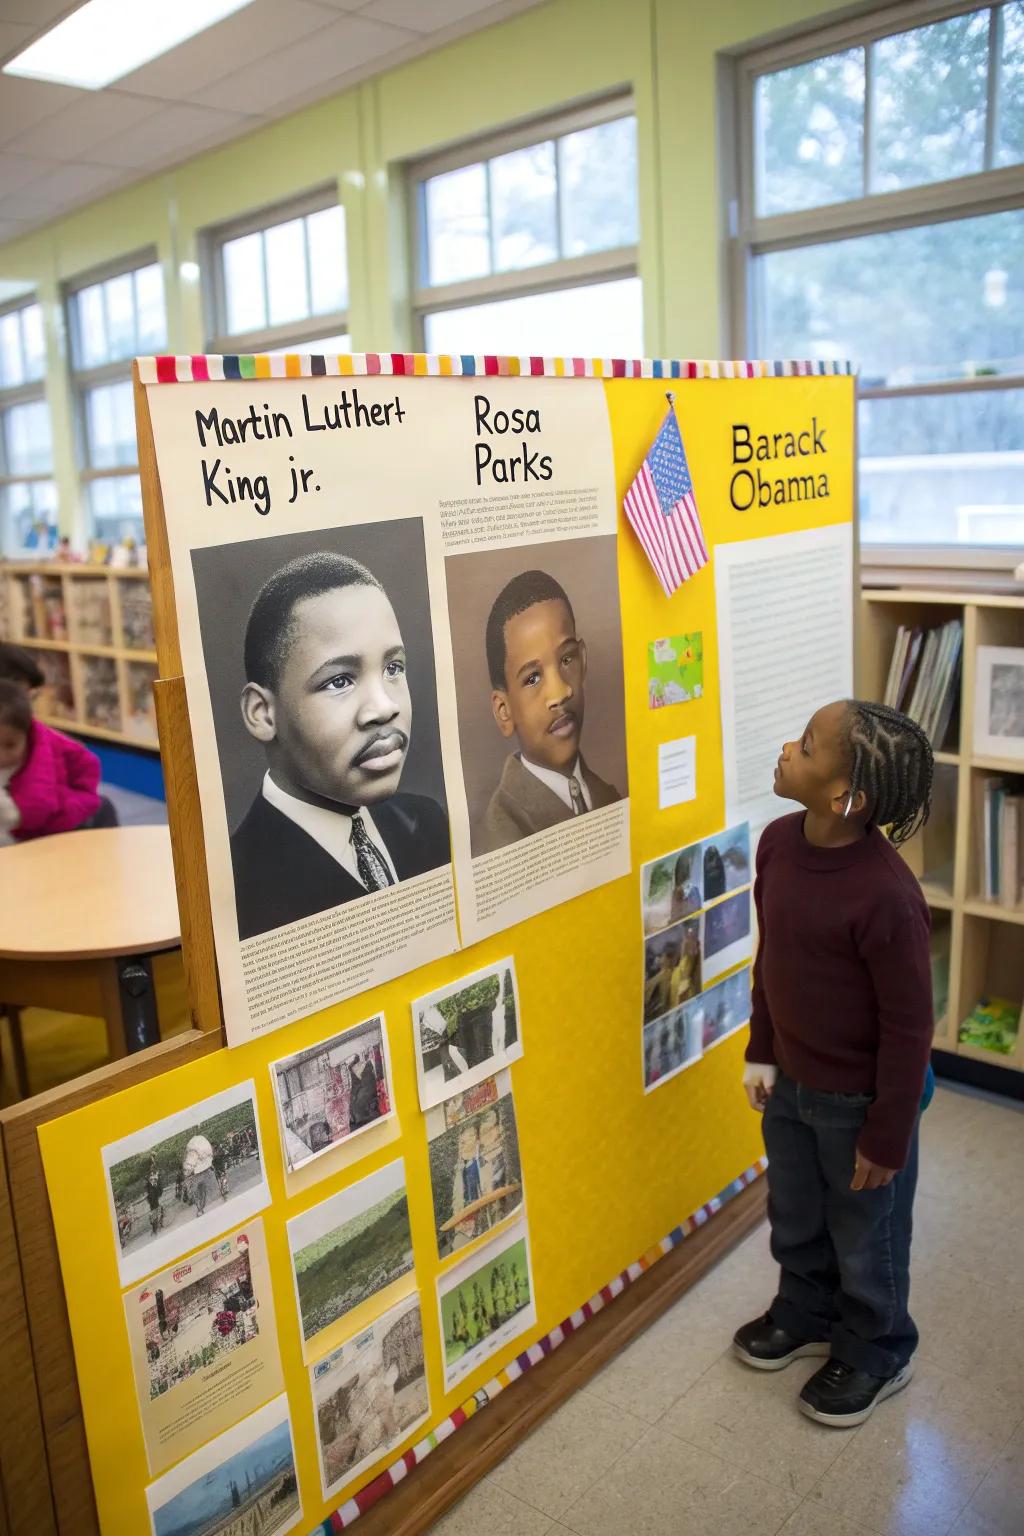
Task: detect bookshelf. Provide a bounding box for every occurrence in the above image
[0,562,159,749]
[860,588,1024,1075]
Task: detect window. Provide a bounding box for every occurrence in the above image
[735,2,1024,561]
[207,191,350,354]
[66,254,167,548]
[0,297,57,556]
[411,101,642,356]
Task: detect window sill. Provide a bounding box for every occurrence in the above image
[861,544,1024,595]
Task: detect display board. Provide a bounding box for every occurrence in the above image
[39,354,854,1536]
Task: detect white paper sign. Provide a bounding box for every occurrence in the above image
[658,736,697,809]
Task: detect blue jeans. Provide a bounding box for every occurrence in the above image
[762,1073,919,1378]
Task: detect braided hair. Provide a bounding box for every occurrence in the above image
[841,701,933,847]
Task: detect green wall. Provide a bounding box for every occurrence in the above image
[0,0,835,542]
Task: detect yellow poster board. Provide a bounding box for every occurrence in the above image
[40,359,854,1536]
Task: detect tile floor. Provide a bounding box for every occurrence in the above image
[430,1082,1024,1536]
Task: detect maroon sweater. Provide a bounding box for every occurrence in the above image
[747,811,932,1170]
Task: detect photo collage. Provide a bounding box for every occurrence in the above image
[99,963,533,1534]
[641,822,755,1092]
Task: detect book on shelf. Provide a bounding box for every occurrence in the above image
[978,775,1024,907]
[929,924,950,1025]
[958,995,1021,1056]
[882,619,962,748]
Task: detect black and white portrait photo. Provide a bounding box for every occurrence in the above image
[192,520,451,942]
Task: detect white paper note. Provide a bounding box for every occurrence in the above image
[715,524,853,837]
[658,736,697,809]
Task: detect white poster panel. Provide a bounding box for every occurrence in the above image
[429,376,631,945]
[715,524,853,841]
[145,376,461,1045]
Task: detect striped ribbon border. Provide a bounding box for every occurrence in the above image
[313,1155,768,1534]
[137,354,853,384]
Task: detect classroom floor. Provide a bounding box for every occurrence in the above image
[430,1083,1024,1536]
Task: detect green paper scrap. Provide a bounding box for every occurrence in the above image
[648,632,703,710]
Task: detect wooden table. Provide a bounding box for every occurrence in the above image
[0,827,181,1086]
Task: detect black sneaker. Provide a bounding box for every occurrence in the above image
[732,1313,831,1371]
[798,1358,913,1427]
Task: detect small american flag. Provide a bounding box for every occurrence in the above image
[624,398,708,597]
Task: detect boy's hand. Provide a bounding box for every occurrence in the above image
[743,1062,777,1112]
[851,1151,897,1191]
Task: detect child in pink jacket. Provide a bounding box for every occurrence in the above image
[0,679,102,839]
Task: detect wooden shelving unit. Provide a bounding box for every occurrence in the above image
[0,561,159,749]
[860,588,1024,1075]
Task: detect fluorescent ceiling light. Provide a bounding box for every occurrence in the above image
[4,0,256,91]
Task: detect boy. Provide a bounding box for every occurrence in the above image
[735,699,935,1428]
[479,570,621,854]
[231,551,450,939]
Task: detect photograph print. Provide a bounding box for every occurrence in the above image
[135,1233,262,1404]
[701,822,751,903]
[103,1080,270,1287]
[312,1291,429,1498]
[191,519,452,943]
[271,1014,394,1175]
[146,1395,300,1536]
[287,1158,414,1354]
[438,1218,537,1391]
[123,1219,285,1477]
[443,534,628,860]
[414,957,522,1110]
[974,646,1024,761]
[689,966,753,1051]
[641,841,703,935]
[643,1006,703,1092]
[426,1071,523,1259]
[701,888,753,984]
[643,917,702,1025]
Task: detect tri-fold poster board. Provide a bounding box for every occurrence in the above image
[39,354,854,1535]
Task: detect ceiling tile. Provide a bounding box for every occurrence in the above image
[4,90,158,159]
[0,150,51,195]
[194,13,414,114]
[86,102,257,169]
[115,0,337,101]
[358,0,500,33]
[0,189,59,219]
[0,19,34,58]
[0,0,72,25]
[30,160,120,201]
[0,74,83,145]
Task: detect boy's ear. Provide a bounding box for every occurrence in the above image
[578,637,588,680]
[490,688,517,740]
[241,682,276,743]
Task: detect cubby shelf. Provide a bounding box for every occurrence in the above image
[860,588,1024,1075]
[0,561,159,751]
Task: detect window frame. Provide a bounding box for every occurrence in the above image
[0,293,56,556]
[64,247,165,545]
[408,94,640,349]
[729,0,1024,580]
[203,185,350,355]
